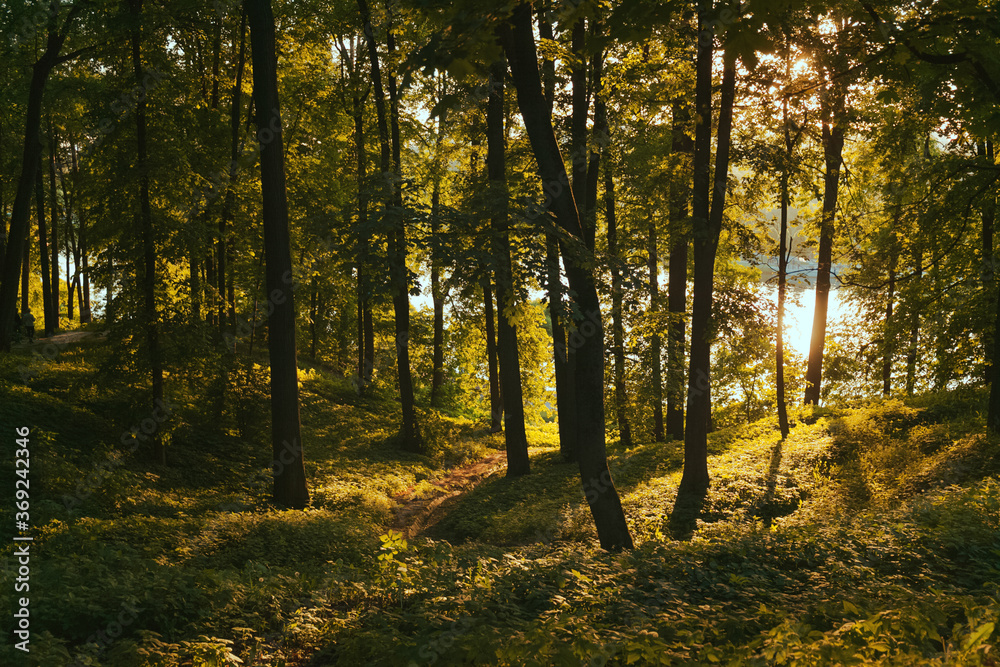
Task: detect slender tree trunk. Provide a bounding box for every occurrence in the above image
[247,0,310,507]
[981,140,995,377]
[48,119,59,330]
[606,160,632,447]
[35,165,53,337]
[882,229,898,396]
[503,3,632,550]
[906,245,923,395]
[386,0,421,451]
[358,0,422,450]
[666,102,691,442]
[776,96,791,440]
[430,86,448,407]
[310,274,319,361]
[430,178,445,406]
[804,88,845,405]
[220,9,247,338]
[989,265,1000,432]
[482,273,503,432]
[536,9,574,460]
[129,0,166,464]
[649,212,665,442]
[680,15,737,499]
[488,57,530,476]
[351,78,375,386]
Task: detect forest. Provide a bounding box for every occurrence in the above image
[0,0,998,664]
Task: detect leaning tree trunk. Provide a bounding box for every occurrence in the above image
[503,3,632,550]
[804,87,845,405]
[247,0,310,507]
[488,56,530,476]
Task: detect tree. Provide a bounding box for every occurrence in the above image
[488,55,530,476]
[502,2,632,550]
[246,0,310,507]
[678,0,738,500]
[0,2,89,351]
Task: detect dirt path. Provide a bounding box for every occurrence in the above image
[12,329,105,349]
[391,450,507,539]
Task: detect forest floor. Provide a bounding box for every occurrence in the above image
[1,334,998,666]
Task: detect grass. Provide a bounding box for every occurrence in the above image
[0,339,998,666]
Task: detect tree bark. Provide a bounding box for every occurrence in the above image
[430,177,445,406]
[537,9,575,462]
[47,119,59,330]
[666,102,691,442]
[430,80,448,407]
[247,0,310,507]
[882,228,898,396]
[35,164,53,336]
[680,13,737,499]
[489,56,530,476]
[776,96,791,440]
[0,28,69,351]
[128,0,167,465]
[503,3,632,550]
[905,245,923,395]
[482,273,503,433]
[220,8,247,338]
[606,158,632,447]
[804,86,845,405]
[649,212,665,442]
[359,0,422,451]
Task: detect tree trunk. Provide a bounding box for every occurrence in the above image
[906,245,923,395]
[430,178,445,407]
[482,273,503,432]
[430,84,448,407]
[129,0,167,465]
[351,75,375,386]
[680,16,737,499]
[35,165,53,337]
[649,212,665,442]
[310,274,319,361]
[48,119,59,330]
[537,10,575,461]
[0,35,67,351]
[502,3,632,550]
[666,102,691,442]
[882,230,898,396]
[804,87,845,405]
[247,0,310,507]
[21,226,30,315]
[359,0,422,451]
[220,9,247,338]
[606,159,632,447]
[776,97,791,440]
[989,266,1000,432]
[489,56,530,476]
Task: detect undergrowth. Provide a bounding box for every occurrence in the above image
[0,343,997,666]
